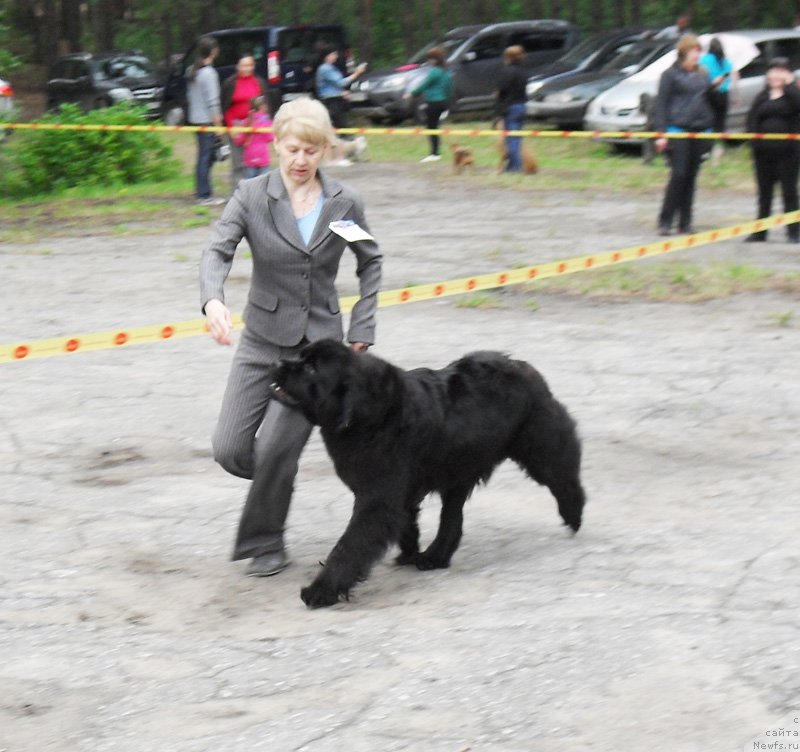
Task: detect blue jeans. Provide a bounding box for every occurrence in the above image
[195,131,216,199]
[503,103,526,172]
[244,165,270,179]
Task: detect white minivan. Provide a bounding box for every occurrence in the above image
[584,29,800,143]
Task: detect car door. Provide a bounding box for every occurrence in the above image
[451,31,506,110]
[49,59,86,108]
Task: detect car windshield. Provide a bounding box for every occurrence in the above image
[556,34,612,67]
[601,42,669,74]
[408,36,470,65]
[93,56,155,81]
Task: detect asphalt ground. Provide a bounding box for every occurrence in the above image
[1,162,798,751]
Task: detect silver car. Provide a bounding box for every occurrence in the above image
[584,29,800,143]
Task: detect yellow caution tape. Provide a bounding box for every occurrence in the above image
[2,121,800,141]
[3,210,797,365]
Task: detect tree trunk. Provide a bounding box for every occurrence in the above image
[61,0,82,54]
[356,0,374,64]
[430,0,442,38]
[262,0,279,25]
[613,0,626,27]
[525,0,543,17]
[93,0,116,53]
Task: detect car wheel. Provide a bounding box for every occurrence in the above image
[368,114,385,125]
[94,98,111,109]
[163,105,185,126]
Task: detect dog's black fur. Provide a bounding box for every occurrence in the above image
[269,340,585,608]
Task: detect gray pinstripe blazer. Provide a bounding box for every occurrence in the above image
[200,169,382,347]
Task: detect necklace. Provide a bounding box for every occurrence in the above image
[295,183,319,205]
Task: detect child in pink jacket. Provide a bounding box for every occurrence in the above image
[236,96,274,178]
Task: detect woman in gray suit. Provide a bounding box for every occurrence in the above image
[200,97,382,577]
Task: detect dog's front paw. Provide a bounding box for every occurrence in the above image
[394,551,419,566]
[301,580,344,608]
[415,553,450,571]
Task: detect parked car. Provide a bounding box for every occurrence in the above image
[46,52,164,117]
[584,29,800,143]
[349,20,580,123]
[161,24,351,124]
[527,36,674,129]
[0,76,14,115]
[525,28,654,104]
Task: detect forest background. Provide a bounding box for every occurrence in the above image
[2,0,800,77]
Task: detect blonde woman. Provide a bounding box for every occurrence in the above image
[200,97,383,576]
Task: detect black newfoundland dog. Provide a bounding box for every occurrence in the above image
[269,340,585,608]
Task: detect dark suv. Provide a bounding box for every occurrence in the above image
[349,20,580,123]
[162,24,350,123]
[46,52,164,116]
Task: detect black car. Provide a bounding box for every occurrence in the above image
[46,52,163,117]
[527,36,674,129]
[162,24,350,123]
[524,28,653,104]
[349,20,580,124]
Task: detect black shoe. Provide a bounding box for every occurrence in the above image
[744,233,767,243]
[657,225,672,236]
[677,226,694,235]
[246,549,289,577]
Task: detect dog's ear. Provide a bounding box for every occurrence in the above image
[332,355,399,432]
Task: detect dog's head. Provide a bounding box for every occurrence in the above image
[268,339,398,432]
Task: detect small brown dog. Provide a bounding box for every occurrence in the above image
[493,119,539,174]
[498,139,539,174]
[450,143,475,174]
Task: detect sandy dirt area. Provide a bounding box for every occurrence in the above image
[1,161,798,751]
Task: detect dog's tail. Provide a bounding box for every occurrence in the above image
[509,400,585,532]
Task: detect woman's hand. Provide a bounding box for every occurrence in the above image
[204,298,234,346]
[350,342,370,353]
[655,137,668,154]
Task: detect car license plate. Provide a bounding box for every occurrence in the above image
[349,91,367,102]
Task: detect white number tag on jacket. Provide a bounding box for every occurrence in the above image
[329,219,375,242]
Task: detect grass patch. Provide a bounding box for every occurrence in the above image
[455,293,502,309]
[361,121,754,193]
[524,260,800,302]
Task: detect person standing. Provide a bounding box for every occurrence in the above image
[238,96,274,179]
[700,38,739,165]
[315,45,367,164]
[406,47,452,162]
[221,55,268,190]
[187,37,224,206]
[495,45,528,172]
[744,58,800,243]
[654,34,713,235]
[200,97,382,577]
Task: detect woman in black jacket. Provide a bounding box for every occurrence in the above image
[745,57,800,243]
[653,35,713,235]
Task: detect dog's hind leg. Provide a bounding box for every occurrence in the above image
[301,497,403,608]
[510,409,586,532]
[415,486,470,570]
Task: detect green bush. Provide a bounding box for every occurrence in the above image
[0,103,181,198]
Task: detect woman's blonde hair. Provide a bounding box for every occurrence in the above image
[676,34,701,63]
[272,97,336,146]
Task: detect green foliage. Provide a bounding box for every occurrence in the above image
[0,7,23,71]
[0,103,180,198]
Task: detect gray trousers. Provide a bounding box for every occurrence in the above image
[228,137,246,192]
[212,329,312,560]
